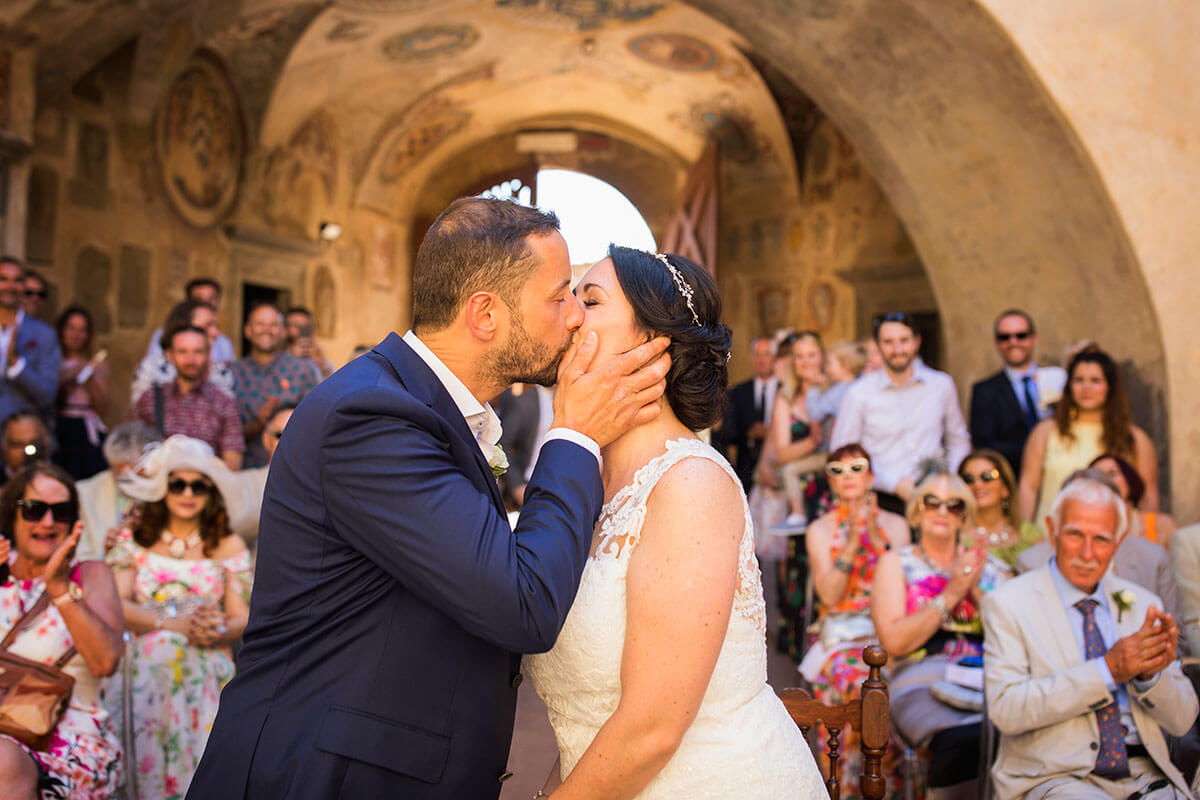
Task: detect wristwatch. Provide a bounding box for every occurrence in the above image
[51,582,83,608]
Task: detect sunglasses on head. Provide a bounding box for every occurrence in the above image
[825,458,870,477]
[995,331,1032,342]
[961,468,1000,485]
[16,499,76,524]
[921,494,967,516]
[167,478,212,496]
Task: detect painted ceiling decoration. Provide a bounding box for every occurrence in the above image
[492,0,665,32]
[627,32,717,71]
[381,24,482,63]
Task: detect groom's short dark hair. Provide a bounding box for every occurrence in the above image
[412,197,561,333]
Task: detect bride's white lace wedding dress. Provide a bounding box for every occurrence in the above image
[526,438,828,798]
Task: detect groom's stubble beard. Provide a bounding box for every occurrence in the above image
[483,309,569,389]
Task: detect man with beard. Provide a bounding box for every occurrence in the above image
[130,325,244,469]
[188,197,671,800]
[829,311,970,513]
[0,257,59,430]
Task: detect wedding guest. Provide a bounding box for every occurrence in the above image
[818,339,866,420]
[131,299,236,402]
[770,330,826,533]
[20,270,48,320]
[144,278,235,364]
[958,449,1043,570]
[75,420,160,560]
[0,257,60,430]
[2,411,50,478]
[719,336,778,493]
[1090,453,1177,548]
[54,306,110,480]
[284,306,334,379]
[107,435,251,800]
[1170,523,1200,655]
[0,463,124,799]
[802,443,910,798]
[872,471,1009,798]
[231,404,295,547]
[1019,346,1158,525]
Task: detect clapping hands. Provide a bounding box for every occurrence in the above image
[1105,605,1179,683]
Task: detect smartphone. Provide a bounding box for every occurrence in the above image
[299,321,314,339]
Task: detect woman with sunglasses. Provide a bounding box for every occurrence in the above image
[871,472,1009,799]
[0,463,123,800]
[958,449,1043,570]
[106,435,250,800]
[801,443,910,799]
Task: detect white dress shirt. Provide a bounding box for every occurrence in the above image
[754,377,778,426]
[1004,363,1067,421]
[829,359,971,492]
[402,331,599,465]
[0,309,27,379]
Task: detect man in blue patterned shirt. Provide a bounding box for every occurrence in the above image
[231,301,321,468]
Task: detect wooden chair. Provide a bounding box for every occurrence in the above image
[781,644,890,800]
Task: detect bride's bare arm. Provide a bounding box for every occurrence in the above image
[551,456,744,799]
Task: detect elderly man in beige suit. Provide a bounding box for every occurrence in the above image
[983,476,1197,799]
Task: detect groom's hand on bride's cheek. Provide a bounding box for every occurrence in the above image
[553,333,671,448]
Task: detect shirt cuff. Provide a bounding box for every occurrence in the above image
[1092,655,1118,693]
[1130,672,1161,694]
[545,428,601,465]
[6,356,26,380]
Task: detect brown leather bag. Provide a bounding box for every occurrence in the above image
[0,592,77,750]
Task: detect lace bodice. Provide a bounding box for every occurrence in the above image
[525,438,826,798]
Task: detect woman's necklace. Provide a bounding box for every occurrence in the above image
[160,529,201,559]
[976,522,1015,547]
[915,544,953,575]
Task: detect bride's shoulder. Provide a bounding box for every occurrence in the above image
[644,450,744,524]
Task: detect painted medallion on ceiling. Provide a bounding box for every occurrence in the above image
[382,24,481,62]
[155,54,245,228]
[627,33,717,72]
[494,0,664,32]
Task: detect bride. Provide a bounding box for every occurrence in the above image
[525,246,827,798]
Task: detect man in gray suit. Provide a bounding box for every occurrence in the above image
[0,257,60,428]
[984,476,1197,799]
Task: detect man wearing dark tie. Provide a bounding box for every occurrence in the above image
[718,336,777,493]
[969,309,1066,477]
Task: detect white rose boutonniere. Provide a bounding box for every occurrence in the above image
[1112,588,1136,623]
[489,444,509,481]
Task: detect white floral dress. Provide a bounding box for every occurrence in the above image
[107,531,251,800]
[0,568,121,799]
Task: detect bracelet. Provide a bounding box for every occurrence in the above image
[833,557,852,574]
[929,593,953,624]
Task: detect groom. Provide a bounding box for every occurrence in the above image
[187,198,670,799]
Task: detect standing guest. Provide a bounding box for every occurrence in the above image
[54,306,110,481]
[983,476,1197,800]
[145,277,235,364]
[495,383,551,509]
[959,448,1044,570]
[1018,346,1158,525]
[230,404,295,548]
[0,463,124,800]
[831,312,971,514]
[0,256,61,430]
[1090,453,1178,548]
[861,338,884,375]
[21,270,49,320]
[718,336,777,494]
[818,340,866,420]
[130,325,244,470]
[2,410,51,478]
[284,306,334,379]
[801,443,911,798]
[131,299,236,402]
[969,310,1067,476]
[108,435,251,800]
[872,471,1010,799]
[231,302,320,468]
[75,420,161,560]
[770,330,826,532]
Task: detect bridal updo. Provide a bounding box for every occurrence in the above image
[608,245,732,432]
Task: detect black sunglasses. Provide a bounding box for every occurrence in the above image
[995,331,1032,342]
[16,499,76,524]
[23,289,47,299]
[167,478,212,496]
[921,494,967,516]
[961,468,1001,485]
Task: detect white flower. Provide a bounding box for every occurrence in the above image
[1112,588,1136,622]
[488,444,509,479]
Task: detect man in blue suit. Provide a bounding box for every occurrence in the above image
[0,257,60,429]
[188,198,670,799]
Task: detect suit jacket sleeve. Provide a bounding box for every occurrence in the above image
[969,379,1023,471]
[1129,660,1199,737]
[1170,526,1200,654]
[320,401,601,654]
[982,590,1114,736]
[11,331,60,410]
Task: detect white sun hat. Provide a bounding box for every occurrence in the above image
[119,435,247,524]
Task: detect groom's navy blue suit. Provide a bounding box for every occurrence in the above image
[187,333,602,799]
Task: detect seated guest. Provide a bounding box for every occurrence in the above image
[2,410,51,478]
[1091,452,1178,547]
[75,420,161,560]
[1170,524,1200,656]
[54,305,110,480]
[871,471,1009,798]
[108,435,251,800]
[0,463,124,799]
[131,299,235,402]
[959,448,1043,570]
[983,475,1197,800]
[230,403,295,547]
[1019,345,1158,525]
[1019,469,1181,622]
[802,443,910,798]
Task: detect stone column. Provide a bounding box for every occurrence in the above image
[0,45,35,257]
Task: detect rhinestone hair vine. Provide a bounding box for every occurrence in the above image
[654,253,702,327]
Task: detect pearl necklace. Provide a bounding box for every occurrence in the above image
[976,523,1014,547]
[160,530,201,559]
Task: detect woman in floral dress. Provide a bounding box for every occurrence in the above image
[107,436,251,800]
[0,463,124,799]
[801,444,910,799]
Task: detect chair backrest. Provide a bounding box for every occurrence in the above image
[781,644,889,800]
